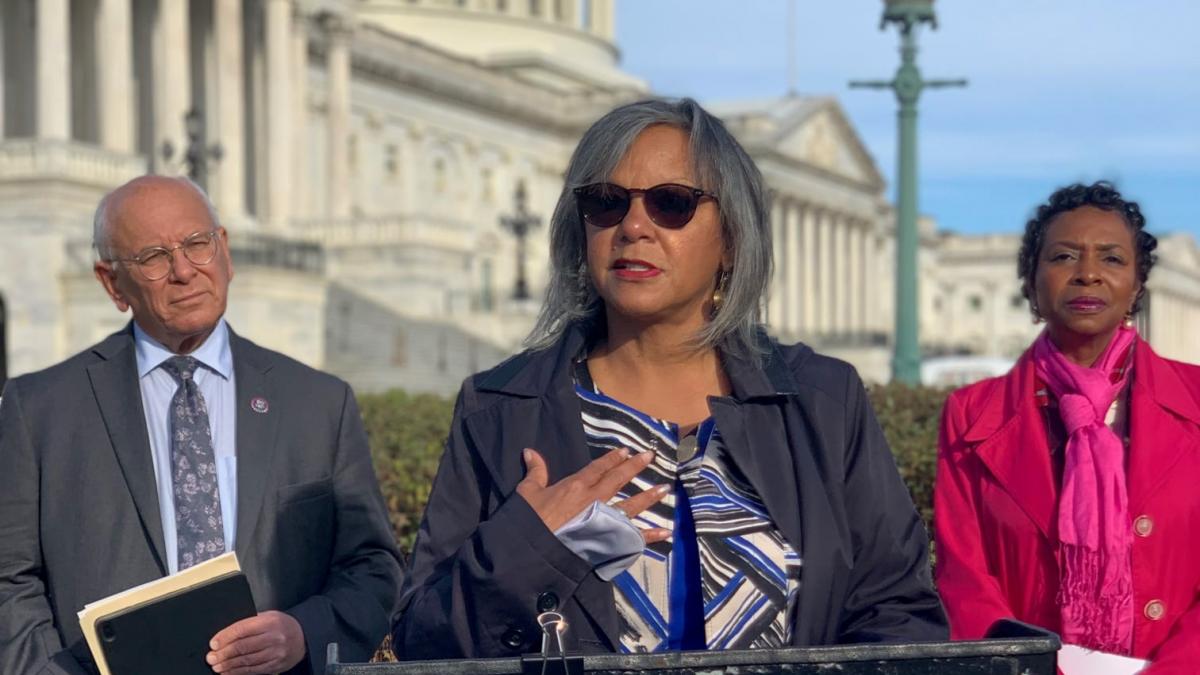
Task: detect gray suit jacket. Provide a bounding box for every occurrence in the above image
[0,325,403,675]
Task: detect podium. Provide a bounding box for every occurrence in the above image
[327,621,1060,675]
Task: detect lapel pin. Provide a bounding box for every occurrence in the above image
[250,397,269,414]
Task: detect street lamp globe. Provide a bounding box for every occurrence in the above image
[882,0,937,29]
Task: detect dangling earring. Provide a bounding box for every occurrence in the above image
[1123,311,1134,329]
[710,269,731,318]
[1030,301,1042,325]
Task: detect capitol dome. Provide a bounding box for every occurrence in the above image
[358,0,646,95]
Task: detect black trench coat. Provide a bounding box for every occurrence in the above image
[391,326,947,659]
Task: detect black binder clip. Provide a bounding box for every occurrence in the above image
[521,611,583,675]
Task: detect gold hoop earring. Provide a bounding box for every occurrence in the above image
[710,269,731,318]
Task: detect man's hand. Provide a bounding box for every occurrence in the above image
[206,610,306,674]
[517,447,671,543]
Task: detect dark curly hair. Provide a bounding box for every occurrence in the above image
[1018,181,1158,318]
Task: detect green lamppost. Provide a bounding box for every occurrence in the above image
[851,0,965,384]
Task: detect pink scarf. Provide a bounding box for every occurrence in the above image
[1032,326,1136,653]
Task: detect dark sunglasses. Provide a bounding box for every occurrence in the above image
[573,182,719,229]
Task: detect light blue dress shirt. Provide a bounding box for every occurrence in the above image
[133,319,238,574]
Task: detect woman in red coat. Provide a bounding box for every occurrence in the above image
[935,182,1200,672]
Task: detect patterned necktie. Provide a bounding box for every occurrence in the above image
[161,356,225,570]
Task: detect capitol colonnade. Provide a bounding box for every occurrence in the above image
[0,0,360,226]
[766,197,882,344]
[22,0,1200,389]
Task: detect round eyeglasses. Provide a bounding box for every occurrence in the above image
[107,230,221,281]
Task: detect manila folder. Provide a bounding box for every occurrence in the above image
[78,552,256,675]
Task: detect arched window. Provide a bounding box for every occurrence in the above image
[385,144,400,182]
[481,167,495,203]
[480,258,494,312]
[433,157,447,194]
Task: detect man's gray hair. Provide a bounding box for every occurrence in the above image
[92,175,221,261]
[526,98,773,363]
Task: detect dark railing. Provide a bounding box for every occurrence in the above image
[229,233,325,274]
[808,330,891,348]
[327,621,1060,675]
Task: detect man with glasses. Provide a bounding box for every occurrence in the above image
[0,175,402,675]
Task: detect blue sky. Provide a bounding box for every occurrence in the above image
[616,1,1200,239]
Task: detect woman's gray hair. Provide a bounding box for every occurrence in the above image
[92,175,220,260]
[526,98,773,363]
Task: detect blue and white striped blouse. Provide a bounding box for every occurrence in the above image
[573,360,802,652]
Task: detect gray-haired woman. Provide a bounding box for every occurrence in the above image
[391,98,946,659]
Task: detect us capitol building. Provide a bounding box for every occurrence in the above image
[2,0,1198,393]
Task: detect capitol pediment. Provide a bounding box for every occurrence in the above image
[779,106,877,185]
[711,96,884,190]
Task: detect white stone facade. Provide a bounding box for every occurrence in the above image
[927,231,1200,369]
[0,0,638,394]
[1,0,1197,393]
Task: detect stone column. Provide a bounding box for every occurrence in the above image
[325,15,352,219]
[0,3,6,137]
[403,123,423,213]
[36,0,71,140]
[768,201,786,330]
[784,203,803,335]
[559,0,579,28]
[801,205,817,333]
[848,220,864,335]
[862,226,875,333]
[214,0,244,216]
[264,0,292,228]
[842,216,855,334]
[156,0,190,173]
[985,281,1000,355]
[247,4,266,216]
[818,210,835,335]
[840,216,855,334]
[589,0,614,40]
[883,232,895,335]
[96,0,134,152]
[291,7,309,220]
[829,214,844,335]
[809,209,822,335]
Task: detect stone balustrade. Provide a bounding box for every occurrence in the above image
[229,232,326,275]
[288,214,476,251]
[0,140,146,189]
[62,231,326,277]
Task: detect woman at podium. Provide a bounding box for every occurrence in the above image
[935,182,1200,671]
[392,98,947,659]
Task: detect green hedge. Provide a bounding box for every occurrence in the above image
[360,383,950,555]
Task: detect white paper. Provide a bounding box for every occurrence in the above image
[1058,644,1147,675]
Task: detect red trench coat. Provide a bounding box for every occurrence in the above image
[935,337,1200,673]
